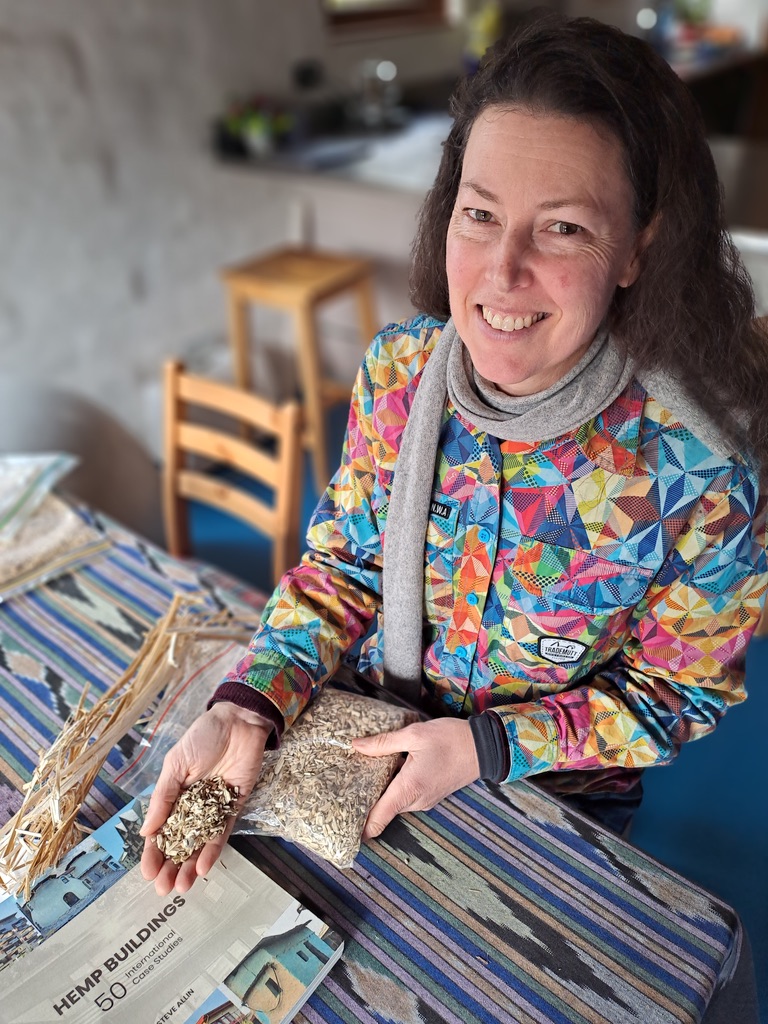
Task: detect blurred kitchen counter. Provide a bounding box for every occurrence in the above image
[223,111,768,231]
[218,112,453,195]
[216,114,768,316]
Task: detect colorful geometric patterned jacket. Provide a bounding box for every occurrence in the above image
[218,316,768,794]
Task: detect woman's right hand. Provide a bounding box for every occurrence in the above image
[139,702,272,896]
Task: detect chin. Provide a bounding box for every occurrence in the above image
[476,355,552,396]
[472,353,530,388]
[487,375,535,395]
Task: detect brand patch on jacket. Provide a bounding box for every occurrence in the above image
[430,499,452,520]
[428,495,460,535]
[538,637,588,665]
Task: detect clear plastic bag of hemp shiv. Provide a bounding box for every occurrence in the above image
[234,669,420,869]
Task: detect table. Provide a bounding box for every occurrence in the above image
[0,506,753,1023]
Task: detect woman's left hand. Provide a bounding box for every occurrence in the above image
[352,718,480,839]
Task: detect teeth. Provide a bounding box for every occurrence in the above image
[482,307,545,332]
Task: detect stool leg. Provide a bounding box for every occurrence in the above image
[294,305,330,495]
[226,292,252,392]
[162,362,190,557]
[354,274,379,347]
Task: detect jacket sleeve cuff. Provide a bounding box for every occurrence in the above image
[208,681,285,749]
[492,705,561,783]
[469,711,511,782]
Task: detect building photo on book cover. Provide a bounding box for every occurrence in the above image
[0,796,343,1024]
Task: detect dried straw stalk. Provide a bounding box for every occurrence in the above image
[0,592,254,900]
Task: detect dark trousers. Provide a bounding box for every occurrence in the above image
[560,779,645,837]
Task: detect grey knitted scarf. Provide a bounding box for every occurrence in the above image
[380,318,729,703]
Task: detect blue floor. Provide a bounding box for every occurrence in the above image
[188,402,766,1016]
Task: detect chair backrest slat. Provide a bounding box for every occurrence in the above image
[176,469,278,536]
[162,359,302,587]
[176,371,286,435]
[177,422,279,483]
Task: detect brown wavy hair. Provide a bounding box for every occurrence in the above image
[410,10,768,470]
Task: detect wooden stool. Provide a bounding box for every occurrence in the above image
[221,246,378,494]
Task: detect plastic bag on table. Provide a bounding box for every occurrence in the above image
[114,635,251,798]
[0,452,78,542]
[235,686,418,869]
[0,495,110,603]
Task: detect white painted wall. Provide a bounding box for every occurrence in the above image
[3,0,767,531]
[0,0,464,480]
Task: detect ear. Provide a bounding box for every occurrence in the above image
[618,216,658,289]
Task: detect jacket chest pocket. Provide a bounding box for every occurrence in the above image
[511,536,652,616]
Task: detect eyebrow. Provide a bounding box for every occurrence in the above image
[459,179,596,212]
[459,180,501,204]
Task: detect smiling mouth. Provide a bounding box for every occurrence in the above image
[481,306,548,332]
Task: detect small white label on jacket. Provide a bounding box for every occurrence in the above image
[538,637,588,664]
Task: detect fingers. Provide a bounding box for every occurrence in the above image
[139,837,189,896]
[154,850,201,896]
[174,852,203,893]
[139,780,183,840]
[137,706,271,892]
[352,723,415,757]
[194,814,237,878]
[354,724,425,839]
[362,760,421,839]
[139,769,187,889]
[140,833,220,896]
[358,719,481,840]
[140,751,254,892]
[140,835,166,883]
[140,781,242,892]
[362,795,398,840]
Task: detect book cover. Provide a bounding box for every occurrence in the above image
[0,795,343,1024]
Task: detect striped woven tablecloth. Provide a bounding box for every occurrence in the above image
[0,511,743,1023]
[245,784,741,1024]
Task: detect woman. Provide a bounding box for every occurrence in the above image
[141,12,768,897]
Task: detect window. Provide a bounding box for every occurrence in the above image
[323,0,445,31]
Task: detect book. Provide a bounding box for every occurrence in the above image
[0,794,343,1024]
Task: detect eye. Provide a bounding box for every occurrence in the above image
[466,208,494,223]
[548,221,582,235]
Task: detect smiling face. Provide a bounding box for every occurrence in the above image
[445,106,644,396]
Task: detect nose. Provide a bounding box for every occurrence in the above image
[487,231,533,291]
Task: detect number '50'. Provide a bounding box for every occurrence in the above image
[94,983,128,1011]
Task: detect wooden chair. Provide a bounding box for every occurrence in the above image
[220,246,378,494]
[162,360,302,588]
